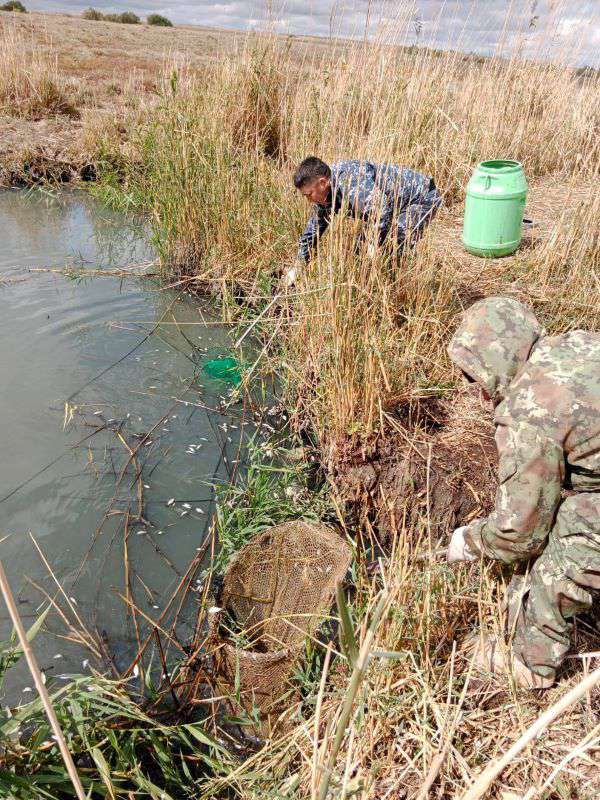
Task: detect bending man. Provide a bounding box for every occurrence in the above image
[285,157,441,285]
[448,296,600,689]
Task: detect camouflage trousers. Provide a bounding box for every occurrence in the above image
[512,493,600,680]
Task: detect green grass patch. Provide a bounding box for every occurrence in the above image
[0,1,26,11]
[214,438,333,573]
[82,8,140,24]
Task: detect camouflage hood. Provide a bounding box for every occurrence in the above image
[448,297,544,401]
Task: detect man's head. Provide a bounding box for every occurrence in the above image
[448,297,544,403]
[293,157,331,205]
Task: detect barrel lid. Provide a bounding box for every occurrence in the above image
[478,159,523,174]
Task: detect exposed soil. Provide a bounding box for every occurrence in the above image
[0,114,92,185]
[334,389,498,547]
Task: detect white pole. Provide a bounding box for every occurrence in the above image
[459,665,600,800]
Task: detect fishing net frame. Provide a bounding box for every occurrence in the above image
[208,520,352,729]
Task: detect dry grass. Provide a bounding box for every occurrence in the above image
[0,24,78,119]
[201,547,600,800]
[0,11,251,185]
[112,18,600,800]
[0,11,355,184]
[71,25,599,448]
[120,33,599,448]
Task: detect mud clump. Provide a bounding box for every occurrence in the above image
[334,390,498,547]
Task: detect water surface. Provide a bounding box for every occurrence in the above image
[0,189,258,696]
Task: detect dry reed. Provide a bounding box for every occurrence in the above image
[94,19,600,450]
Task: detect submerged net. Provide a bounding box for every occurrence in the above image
[209,520,352,729]
[201,356,242,385]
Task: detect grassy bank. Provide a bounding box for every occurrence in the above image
[93,30,600,449]
[91,26,600,799]
[0,443,329,799]
[2,8,600,799]
[0,664,223,798]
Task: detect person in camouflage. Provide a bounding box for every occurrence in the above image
[447,296,600,688]
[283,157,441,285]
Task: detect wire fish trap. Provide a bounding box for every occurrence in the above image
[209,520,352,732]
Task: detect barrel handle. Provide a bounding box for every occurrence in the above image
[485,175,491,190]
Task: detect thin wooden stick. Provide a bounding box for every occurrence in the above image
[0,561,87,800]
[316,592,389,800]
[458,666,600,800]
[234,290,282,348]
[312,643,333,799]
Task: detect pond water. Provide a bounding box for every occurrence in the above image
[0,189,262,698]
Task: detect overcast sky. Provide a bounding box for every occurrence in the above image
[27,0,600,66]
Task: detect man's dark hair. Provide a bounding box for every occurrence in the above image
[293,157,331,189]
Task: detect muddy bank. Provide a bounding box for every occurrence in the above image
[0,115,97,186]
[334,390,498,547]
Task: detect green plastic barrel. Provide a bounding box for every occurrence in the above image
[462,160,527,257]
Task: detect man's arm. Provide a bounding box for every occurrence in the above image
[464,421,564,564]
[297,204,331,262]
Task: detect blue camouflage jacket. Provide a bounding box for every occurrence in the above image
[297,160,433,262]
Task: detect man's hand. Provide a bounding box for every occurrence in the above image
[447,525,480,563]
[280,260,303,289]
[366,242,377,259]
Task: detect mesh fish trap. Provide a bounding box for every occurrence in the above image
[209,520,352,728]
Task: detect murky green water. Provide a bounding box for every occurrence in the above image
[0,189,260,697]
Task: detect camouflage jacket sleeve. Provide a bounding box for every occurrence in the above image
[466,421,564,564]
[297,204,331,262]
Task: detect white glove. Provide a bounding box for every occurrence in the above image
[447,525,479,563]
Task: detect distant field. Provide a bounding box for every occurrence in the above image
[0,10,353,183]
[1,10,343,91]
[0,9,506,186]
[2,10,245,79]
